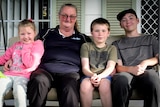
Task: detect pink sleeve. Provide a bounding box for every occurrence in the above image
[21,40,44,69]
[0,43,15,65]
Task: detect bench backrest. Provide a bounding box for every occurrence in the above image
[9,35,123,47]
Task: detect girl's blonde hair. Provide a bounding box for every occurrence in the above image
[18,19,36,32]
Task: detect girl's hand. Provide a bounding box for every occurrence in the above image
[3,60,12,71]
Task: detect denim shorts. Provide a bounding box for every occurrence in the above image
[80,75,112,82]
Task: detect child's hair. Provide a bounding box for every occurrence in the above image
[90,18,110,32]
[18,19,36,32]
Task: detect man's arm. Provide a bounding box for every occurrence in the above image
[116,59,145,76]
[116,59,131,73]
[139,55,158,67]
[116,55,159,76]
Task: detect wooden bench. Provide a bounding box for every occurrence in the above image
[4,35,159,106]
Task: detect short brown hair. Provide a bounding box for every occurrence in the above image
[90,18,110,32]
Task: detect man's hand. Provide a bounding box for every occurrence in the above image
[129,65,145,76]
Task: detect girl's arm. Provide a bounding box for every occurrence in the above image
[3,59,12,71]
[0,43,15,65]
[21,40,44,69]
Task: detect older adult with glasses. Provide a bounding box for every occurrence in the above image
[26,3,91,107]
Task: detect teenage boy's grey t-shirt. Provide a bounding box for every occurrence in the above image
[112,35,158,67]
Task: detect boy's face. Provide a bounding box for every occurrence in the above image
[120,13,139,32]
[91,24,110,44]
[19,26,36,44]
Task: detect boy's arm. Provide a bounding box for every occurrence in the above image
[98,45,117,78]
[81,57,95,77]
[98,60,116,78]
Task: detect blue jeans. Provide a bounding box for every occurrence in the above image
[80,75,112,82]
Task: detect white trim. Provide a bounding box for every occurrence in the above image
[132,0,141,33]
[28,0,31,19]
[136,0,141,33]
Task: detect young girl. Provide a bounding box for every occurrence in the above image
[0,19,44,107]
[80,18,117,107]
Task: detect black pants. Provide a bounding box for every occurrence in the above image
[27,68,80,107]
[111,70,160,107]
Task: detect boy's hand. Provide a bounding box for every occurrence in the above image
[90,74,101,87]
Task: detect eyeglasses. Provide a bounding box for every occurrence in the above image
[60,14,77,20]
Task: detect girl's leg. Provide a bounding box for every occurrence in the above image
[99,78,112,107]
[12,76,29,107]
[0,77,12,107]
[80,78,94,107]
